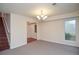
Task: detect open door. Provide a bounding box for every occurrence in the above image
[27,22,37,43]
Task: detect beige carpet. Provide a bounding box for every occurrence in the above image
[0,40,79,55]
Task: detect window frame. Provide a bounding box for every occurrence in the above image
[64,17,76,41]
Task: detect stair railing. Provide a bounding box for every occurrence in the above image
[1,12,10,45]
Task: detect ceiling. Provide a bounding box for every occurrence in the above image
[0,3,79,18]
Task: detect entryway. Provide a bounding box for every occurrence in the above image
[27,22,37,43]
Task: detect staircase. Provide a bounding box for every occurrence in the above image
[0,17,9,51]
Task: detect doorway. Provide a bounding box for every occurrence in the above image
[27,22,37,43]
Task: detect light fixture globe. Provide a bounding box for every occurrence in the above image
[36,16,41,20]
[36,10,48,20]
[42,15,47,20]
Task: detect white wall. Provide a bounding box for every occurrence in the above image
[46,11,79,21]
[38,19,77,46]
[10,13,27,49]
[76,17,79,47]
[37,23,41,40]
[37,11,79,47]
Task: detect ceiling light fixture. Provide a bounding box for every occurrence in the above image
[36,10,48,20]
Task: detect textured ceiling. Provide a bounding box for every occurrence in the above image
[0,3,79,18]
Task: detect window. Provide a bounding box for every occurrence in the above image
[65,19,76,41]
